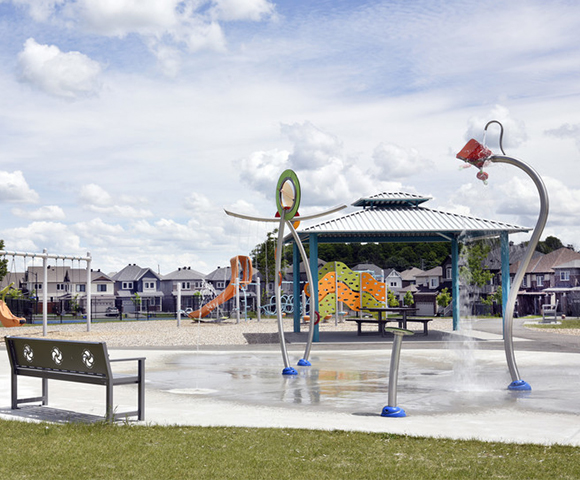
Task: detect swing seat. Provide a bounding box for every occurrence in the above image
[0,300,26,327]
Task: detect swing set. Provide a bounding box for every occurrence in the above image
[0,249,92,336]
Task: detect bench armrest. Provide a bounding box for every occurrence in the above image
[109,357,146,363]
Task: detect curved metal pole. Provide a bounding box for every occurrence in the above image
[274,217,296,374]
[286,220,316,364]
[484,120,506,155]
[488,155,549,389]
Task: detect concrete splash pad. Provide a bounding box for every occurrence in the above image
[1,339,579,446]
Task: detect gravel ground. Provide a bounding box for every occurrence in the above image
[0,317,457,348]
[1,317,577,348]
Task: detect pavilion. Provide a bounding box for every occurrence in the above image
[285,192,530,340]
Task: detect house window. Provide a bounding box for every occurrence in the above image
[97,284,107,292]
[446,266,452,279]
[217,281,225,289]
[181,282,190,289]
[34,283,42,290]
[389,281,398,287]
[560,271,570,281]
[430,278,437,288]
[522,275,527,287]
[144,282,155,290]
[56,284,66,291]
[76,284,86,292]
[536,275,544,287]
[122,282,133,289]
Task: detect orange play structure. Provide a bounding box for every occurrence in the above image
[0,300,25,327]
[189,255,253,319]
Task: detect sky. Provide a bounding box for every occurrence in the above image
[0,0,580,276]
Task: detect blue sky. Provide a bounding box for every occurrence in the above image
[0,0,579,274]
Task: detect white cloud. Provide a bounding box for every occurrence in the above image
[464,105,528,152]
[545,123,580,151]
[17,38,102,99]
[71,0,179,37]
[78,183,153,218]
[10,0,65,21]
[0,171,39,203]
[3,221,83,254]
[12,205,66,221]
[239,148,290,197]
[211,0,275,21]
[281,121,343,170]
[373,142,434,179]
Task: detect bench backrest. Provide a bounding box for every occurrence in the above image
[5,336,111,378]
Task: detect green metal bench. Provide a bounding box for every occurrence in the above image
[5,336,145,422]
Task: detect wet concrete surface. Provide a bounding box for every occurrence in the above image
[1,319,579,446]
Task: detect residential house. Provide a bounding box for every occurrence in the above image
[546,259,580,316]
[111,264,163,314]
[160,266,209,312]
[400,267,424,288]
[91,269,116,315]
[511,247,580,316]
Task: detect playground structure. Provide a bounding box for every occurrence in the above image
[0,249,92,336]
[305,261,388,321]
[0,299,25,327]
[457,120,549,391]
[188,255,254,321]
[225,169,346,374]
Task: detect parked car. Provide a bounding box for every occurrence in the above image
[105,306,119,317]
[178,308,193,316]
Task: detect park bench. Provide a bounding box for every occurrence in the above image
[5,336,145,422]
[346,317,433,336]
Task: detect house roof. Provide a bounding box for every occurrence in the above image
[163,266,206,281]
[352,263,383,277]
[415,266,442,278]
[291,192,529,245]
[206,266,233,281]
[400,267,425,281]
[91,270,114,282]
[553,259,580,269]
[512,248,580,274]
[111,264,161,282]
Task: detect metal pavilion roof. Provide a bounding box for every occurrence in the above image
[291,192,530,244]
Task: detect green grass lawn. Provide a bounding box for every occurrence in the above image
[1,420,579,479]
[530,319,580,329]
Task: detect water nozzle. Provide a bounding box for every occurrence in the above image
[456,138,492,184]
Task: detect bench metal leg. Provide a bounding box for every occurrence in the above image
[106,382,114,422]
[138,359,145,421]
[42,378,48,405]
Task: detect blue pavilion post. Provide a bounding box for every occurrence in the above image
[500,231,510,338]
[452,235,460,331]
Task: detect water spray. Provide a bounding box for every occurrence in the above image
[456,120,549,391]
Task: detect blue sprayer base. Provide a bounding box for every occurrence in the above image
[297,358,311,367]
[508,379,531,391]
[282,366,298,375]
[381,406,406,418]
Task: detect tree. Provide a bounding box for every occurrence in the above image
[536,235,565,254]
[459,241,494,288]
[251,230,279,288]
[403,291,414,307]
[436,288,452,309]
[387,289,399,307]
[0,240,8,282]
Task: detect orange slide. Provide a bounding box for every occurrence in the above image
[0,300,25,327]
[189,255,253,319]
